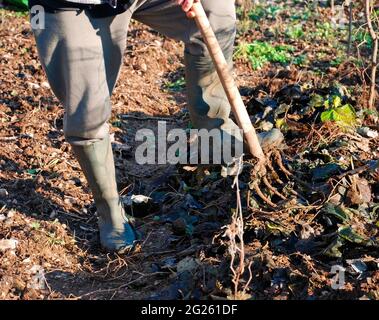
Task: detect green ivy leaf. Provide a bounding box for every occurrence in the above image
[321,103,356,127]
[27,169,39,176]
[322,203,351,222]
[338,226,368,245]
[332,96,342,108]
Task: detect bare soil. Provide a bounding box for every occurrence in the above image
[0,3,378,300]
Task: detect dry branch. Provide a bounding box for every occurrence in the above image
[364,0,379,109]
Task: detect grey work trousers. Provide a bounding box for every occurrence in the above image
[31,0,238,146]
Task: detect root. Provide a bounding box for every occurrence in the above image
[248,151,313,209]
[286,187,308,203]
[274,151,314,191]
[273,150,293,178]
[266,158,285,185]
[262,176,287,200]
[251,181,277,208]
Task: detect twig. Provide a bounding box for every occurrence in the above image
[223,156,248,298]
[0,134,34,141]
[252,181,277,208]
[73,272,166,299]
[120,114,178,122]
[364,0,379,109]
[336,160,378,179]
[262,176,287,200]
[274,151,314,191]
[347,1,353,56]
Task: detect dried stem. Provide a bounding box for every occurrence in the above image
[364,0,378,109]
[347,1,353,56]
[223,156,249,298]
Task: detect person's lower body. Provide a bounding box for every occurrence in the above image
[30,0,283,252]
[30,1,137,252]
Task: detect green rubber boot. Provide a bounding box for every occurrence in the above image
[71,135,137,252]
[257,128,284,151]
[184,50,284,165]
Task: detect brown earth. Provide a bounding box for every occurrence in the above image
[0,4,378,300]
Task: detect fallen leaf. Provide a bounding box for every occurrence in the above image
[347,177,372,205]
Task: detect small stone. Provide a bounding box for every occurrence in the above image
[177,257,199,274]
[7,210,15,218]
[41,81,50,89]
[28,264,43,274]
[140,63,147,72]
[172,218,187,236]
[358,127,378,139]
[13,278,26,291]
[49,210,57,219]
[27,266,46,290]
[27,82,40,89]
[124,194,151,205]
[0,239,19,252]
[0,188,8,197]
[259,120,274,131]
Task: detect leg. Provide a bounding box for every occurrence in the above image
[133,0,283,161]
[134,0,243,164]
[31,4,137,251]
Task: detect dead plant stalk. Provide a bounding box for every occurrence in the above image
[224,156,252,298]
[364,0,379,109]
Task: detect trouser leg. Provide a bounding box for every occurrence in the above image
[32,6,131,144]
[31,6,137,251]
